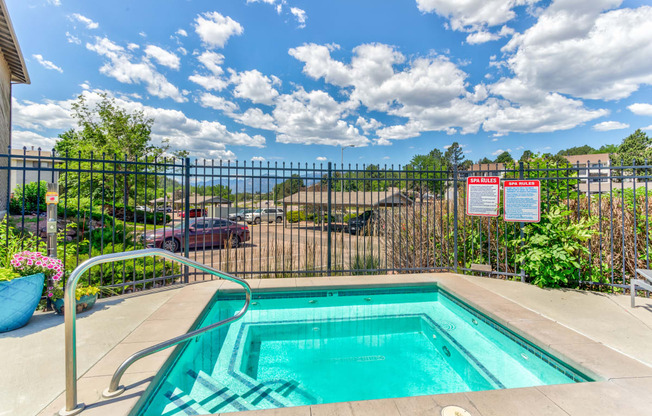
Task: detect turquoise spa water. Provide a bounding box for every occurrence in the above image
[136,287,591,415]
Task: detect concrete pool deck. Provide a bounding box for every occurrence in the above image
[2,273,651,416]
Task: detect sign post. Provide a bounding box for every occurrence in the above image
[465,176,500,217]
[503,180,541,223]
[45,183,59,259]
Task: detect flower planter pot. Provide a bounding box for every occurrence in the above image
[0,273,45,332]
[53,294,98,315]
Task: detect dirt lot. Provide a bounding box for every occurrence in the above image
[183,220,387,278]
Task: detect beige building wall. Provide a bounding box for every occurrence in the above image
[0,53,11,212]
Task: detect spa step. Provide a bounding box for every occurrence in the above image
[187,370,255,413]
[210,370,293,409]
[163,387,211,416]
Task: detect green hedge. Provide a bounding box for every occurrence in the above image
[287,210,306,223]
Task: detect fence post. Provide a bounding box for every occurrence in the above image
[519,161,525,283]
[327,162,332,276]
[184,157,191,283]
[452,163,459,273]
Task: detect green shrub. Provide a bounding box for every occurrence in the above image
[287,210,306,223]
[10,181,48,214]
[515,205,602,288]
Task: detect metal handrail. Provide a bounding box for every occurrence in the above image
[59,248,251,416]
[632,269,652,308]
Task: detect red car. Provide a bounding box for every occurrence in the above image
[180,208,207,218]
[141,218,250,252]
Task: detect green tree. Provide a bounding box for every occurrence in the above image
[405,149,448,195]
[273,174,304,201]
[504,154,579,203]
[55,93,166,159]
[55,94,172,209]
[596,144,618,154]
[556,145,596,157]
[519,150,534,162]
[444,142,465,168]
[478,157,493,164]
[612,129,651,168]
[494,151,513,164]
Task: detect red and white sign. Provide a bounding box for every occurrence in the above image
[503,180,541,222]
[466,176,500,217]
[45,192,59,205]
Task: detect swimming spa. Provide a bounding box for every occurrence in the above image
[134,285,591,415]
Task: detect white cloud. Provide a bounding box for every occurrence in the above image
[503,2,652,100]
[483,78,607,134]
[47,0,61,6]
[289,41,618,141]
[194,12,244,49]
[13,90,264,158]
[70,13,99,29]
[33,54,63,73]
[247,0,276,4]
[593,121,630,131]
[86,37,186,102]
[233,108,277,130]
[230,70,279,105]
[12,130,58,150]
[316,156,327,161]
[188,51,228,91]
[290,7,307,28]
[12,97,74,131]
[492,148,512,156]
[642,125,652,131]
[628,103,652,116]
[79,82,90,89]
[199,93,239,114]
[466,26,514,44]
[355,116,383,133]
[127,43,140,50]
[189,74,229,91]
[176,29,188,37]
[65,32,81,45]
[290,43,492,141]
[416,0,539,32]
[251,156,266,162]
[272,87,369,146]
[144,45,180,70]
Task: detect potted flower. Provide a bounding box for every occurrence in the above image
[0,251,62,332]
[52,284,101,315]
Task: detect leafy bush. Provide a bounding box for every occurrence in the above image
[515,206,601,288]
[287,210,306,223]
[10,181,48,214]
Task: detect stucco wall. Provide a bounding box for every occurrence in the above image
[0,53,10,212]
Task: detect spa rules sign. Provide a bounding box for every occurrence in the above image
[503,180,541,222]
[466,177,500,217]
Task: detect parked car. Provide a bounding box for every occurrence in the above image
[156,205,173,213]
[135,205,152,212]
[228,209,255,221]
[346,210,375,235]
[180,208,207,218]
[244,208,284,224]
[141,218,250,252]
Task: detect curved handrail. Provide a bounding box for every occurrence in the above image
[60,248,251,416]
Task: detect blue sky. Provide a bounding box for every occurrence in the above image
[7,0,652,166]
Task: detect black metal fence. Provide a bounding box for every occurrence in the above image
[1,149,649,293]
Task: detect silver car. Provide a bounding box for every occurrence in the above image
[244,208,284,224]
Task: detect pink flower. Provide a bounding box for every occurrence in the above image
[47,292,53,298]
